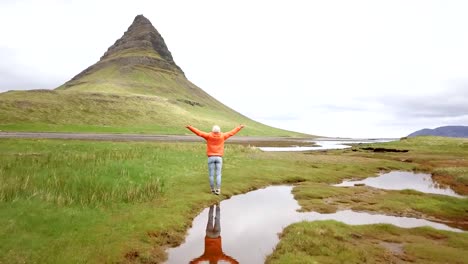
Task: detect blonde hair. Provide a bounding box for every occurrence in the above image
[212,125,221,133]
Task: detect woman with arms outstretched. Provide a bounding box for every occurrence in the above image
[186,124,245,195]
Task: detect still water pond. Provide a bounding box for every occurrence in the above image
[335,171,465,198]
[259,139,394,152]
[165,186,461,264]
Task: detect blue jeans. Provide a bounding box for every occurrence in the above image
[208,156,223,189]
[206,204,221,238]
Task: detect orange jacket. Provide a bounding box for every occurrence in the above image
[189,236,239,264]
[187,125,243,157]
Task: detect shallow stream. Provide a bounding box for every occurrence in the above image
[335,171,465,198]
[165,186,461,264]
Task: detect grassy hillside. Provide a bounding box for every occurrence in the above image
[0,89,305,136]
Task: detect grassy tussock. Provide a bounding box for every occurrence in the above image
[433,167,468,184]
[267,221,468,264]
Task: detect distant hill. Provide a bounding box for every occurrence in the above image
[408,126,468,138]
[0,15,308,137]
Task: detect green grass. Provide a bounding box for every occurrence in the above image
[267,221,468,264]
[1,136,467,263]
[101,48,163,61]
[293,182,468,223]
[434,167,468,184]
[0,142,167,206]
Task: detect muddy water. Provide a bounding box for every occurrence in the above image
[335,171,465,198]
[165,186,461,264]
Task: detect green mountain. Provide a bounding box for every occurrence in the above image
[408,126,468,138]
[0,15,307,136]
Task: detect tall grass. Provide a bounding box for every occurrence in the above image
[0,144,170,206]
[0,141,259,207]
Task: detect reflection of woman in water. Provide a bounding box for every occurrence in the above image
[190,204,239,264]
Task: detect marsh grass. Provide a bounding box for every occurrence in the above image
[0,139,282,263]
[267,221,468,264]
[1,137,467,263]
[263,136,468,264]
[0,142,178,206]
[349,136,468,194]
[292,182,468,227]
[0,141,262,207]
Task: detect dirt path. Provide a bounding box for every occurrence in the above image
[0,132,315,146]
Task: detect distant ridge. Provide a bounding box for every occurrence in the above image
[408,126,468,138]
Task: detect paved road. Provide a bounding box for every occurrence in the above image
[0,132,315,146]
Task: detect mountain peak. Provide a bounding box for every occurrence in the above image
[100,14,178,68]
[133,14,151,24]
[62,15,183,86]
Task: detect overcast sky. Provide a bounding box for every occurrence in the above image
[1,0,467,138]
